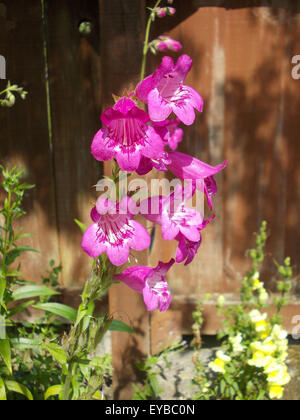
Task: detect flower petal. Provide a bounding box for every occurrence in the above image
[81,224,106,258]
[115,266,152,294]
[106,244,130,267]
[128,220,151,251]
[184,85,204,112]
[148,89,173,122]
[172,102,196,126]
[116,148,142,172]
[91,129,116,162]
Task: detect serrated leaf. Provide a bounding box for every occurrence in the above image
[0,339,12,374]
[45,385,63,400]
[4,380,33,400]
[33,303,77,322]
[12,285,59,301]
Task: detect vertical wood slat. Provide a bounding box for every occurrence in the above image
[0,0,60,280]
[98,0,148,400]
[45,0,103,287]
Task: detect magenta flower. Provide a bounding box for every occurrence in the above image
[91,97,164,173]
[136,153,171,176]
[136,55,204,126]
[176,215,215,266]
[153,119,183,151]
[115,260,175,312]
[81,197,150,267]
[142,184,203,242]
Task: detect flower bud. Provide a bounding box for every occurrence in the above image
[155,36,182,53]
[153,7,176,18]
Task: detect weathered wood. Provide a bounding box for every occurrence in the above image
[0,0,60,281]
[149,1,300,350]
[45,0,103,287]
[99,0,149,400]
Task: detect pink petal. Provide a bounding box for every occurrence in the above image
[172,102,196,126]
[128,220,151,251]
[168,152,228,180]
[116,148,142,172]
[113,97,137,114]
[174,54,193,83]
[90,207,100,223]
[179,226,201,242]
[115,266,152,294]
[184,85,204,112]
[161,217,180,241]
[91,129,116,162]
[81,224,106,258]
[106,244,130,267]
[143,287,160,312]
[142,126,165,159]
[148,89,173,122]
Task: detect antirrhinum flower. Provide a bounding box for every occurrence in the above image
[137,55,204,126]
[115,260,175,312]
[81,197,150,266]
[91,97,164,173]
[209,351,231,375]
[141,184,204,243]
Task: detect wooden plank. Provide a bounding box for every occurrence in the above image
[45,0,103,286]
[99,0,149,400]
[152,297,300,354]
[0,0,60,281]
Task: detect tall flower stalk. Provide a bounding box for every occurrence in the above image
[62,0,227,400]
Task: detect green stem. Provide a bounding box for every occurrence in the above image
[140,0,162,82]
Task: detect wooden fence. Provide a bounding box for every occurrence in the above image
[1,0,300,398]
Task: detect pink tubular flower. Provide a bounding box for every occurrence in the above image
[156,36,182,53]
[115,260,175,312]
[136,55,204,126]
[153,119,183,151]
[91,97,164,173]
[81,197,150,267]
[142,184,204,242]
[167,152,227,210]
[175,214,215,266]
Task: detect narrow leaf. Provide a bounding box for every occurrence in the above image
[4,380,33,400]
[33,303,77,323]
[0,377,6,401]
[12,285,59,301]
[6,247,38,266]
[0,339,12,374]
[45,385,63,400]
[44,343,67,365]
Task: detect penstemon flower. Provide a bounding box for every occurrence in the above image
[115,260,175,312]
[81,197,150,266]
[154,36,183,53]
[175,214,215,266]
[136,55,204,126]
[153,119,184,151]
[91,97,164,173]
[141,184,204,242]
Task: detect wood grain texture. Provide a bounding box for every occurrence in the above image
[46,0,103,286]
[0,0,60,282]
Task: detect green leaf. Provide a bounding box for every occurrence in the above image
[12,285,60,301]
[6,246,38,266]
[45,385,63,400]
[110,320,135,334]
[74,219,87,234]
[0,377,7,401]
[0,339,12,374]
[8,300,35,317]
[4,380,33,400]
[33,303,77,323]
[10,337,41,351]
[44,343,67,365]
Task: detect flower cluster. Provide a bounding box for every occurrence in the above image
[248,310,290,399]
[82,10,227,313]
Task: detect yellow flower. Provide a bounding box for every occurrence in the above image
[265,362,291,386]
[269,385,284,400]
[250,340,277,356]
[248,351,272,368]
[209,352,231,374]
